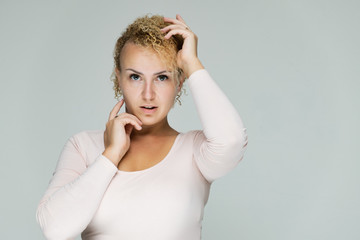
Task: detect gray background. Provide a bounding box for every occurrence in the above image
[1,0,359,239]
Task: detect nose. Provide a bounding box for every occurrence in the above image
[142,80,155,101]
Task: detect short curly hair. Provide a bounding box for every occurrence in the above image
[111,14,185,104]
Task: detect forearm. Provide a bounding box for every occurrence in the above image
[36,155,117,239]
[182,58,204,79]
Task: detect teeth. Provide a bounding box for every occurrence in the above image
[144,106,154,109]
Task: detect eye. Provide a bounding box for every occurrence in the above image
[157,75,168,81]
[130,74,140,81]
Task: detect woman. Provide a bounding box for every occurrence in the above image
[36,14,248,239]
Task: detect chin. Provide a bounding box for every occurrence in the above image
[139,117,161,126]
[141,113,169,126]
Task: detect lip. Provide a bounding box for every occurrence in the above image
[140,106,158,114]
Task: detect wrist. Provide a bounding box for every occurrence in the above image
[182,58,204,79]
[102,148,124,166]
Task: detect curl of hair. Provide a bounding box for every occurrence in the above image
[111,14,185,105]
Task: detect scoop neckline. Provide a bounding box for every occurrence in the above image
[116,132,183,174]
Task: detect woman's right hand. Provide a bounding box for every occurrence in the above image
[102,100,142,166]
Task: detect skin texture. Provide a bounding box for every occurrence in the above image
[118,42,181,128]
[103,15,204,169]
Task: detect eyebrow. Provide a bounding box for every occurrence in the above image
[125,68,170,75]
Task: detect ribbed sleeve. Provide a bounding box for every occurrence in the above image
[36,135,118,240]
[188,69,248,182]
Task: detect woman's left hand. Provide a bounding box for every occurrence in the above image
[162,14,204,78]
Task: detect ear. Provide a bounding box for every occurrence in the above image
[115,67,121,80]
[177,74,185,92]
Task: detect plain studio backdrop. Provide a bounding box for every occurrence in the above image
[0,0,359,239]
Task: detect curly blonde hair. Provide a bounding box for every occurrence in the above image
[111,14,185,104]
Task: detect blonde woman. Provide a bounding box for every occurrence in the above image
[36,14,248,240]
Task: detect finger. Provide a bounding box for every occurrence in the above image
[161,24,189,34]
[118,117,142,130]
[125,124,134,135]
[109,99,124,120]
[163,16,188,29]
[117,112,143,127]
[176,14,187,24]
[164,28,193,40]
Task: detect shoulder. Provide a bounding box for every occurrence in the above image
[178,130,205,146]
[180,130,202,138]
[68,130,104,150]
[62,130,104,166]
[72,129,103,139]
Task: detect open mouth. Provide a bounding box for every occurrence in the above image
[141,106,157,110]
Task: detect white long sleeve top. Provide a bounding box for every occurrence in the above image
[36,69,248,240]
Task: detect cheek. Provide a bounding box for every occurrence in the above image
[163,88,178,104]
[119,81,137,96]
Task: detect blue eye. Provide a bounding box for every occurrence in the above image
[130,74,140,81]
[157,75,168,81]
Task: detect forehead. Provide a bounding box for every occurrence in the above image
[120,42,173,72]
[120,42,155,59]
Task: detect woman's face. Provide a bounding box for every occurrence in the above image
[116,42,181,127]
